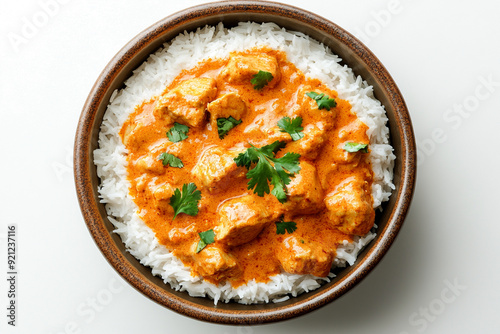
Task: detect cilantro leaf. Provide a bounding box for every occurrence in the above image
[157,152,184,168]
[250,70,274,90]
[270,173,287,203]
[234,141,301,203]
[277,116,304,141]
[167,122,189,142]
[234,141,286,170]
[169,183,201,219]
[245,155,275,197]
[306,91,337,110]
[196,229,215,253]
[258,140,287,157]
[217,116,242,139]
[275,220,297,235]
[273,152,301,184]
[343,142,369,153]
[233,149,254,170]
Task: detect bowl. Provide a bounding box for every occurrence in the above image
[74,0,416,325]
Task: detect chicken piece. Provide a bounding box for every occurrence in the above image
[149,139,185,168]
[215,195,280,247]
[242,98,292,146]
[207,92,247,128]
[121,120,158,150]
[154,77,217,127]
[244,125,292,147]
[134,153,165,174]
[122,121,145,148]
[191,145,244,192]
[324,176,375,236]
[179,242,238,281]
[280,122,327,160]
[134,174,148,193]
[283,161,325,216]
[288,85,337,128]
[151,182,175,214]
[332,120,370,165]
[264,128,293,145]
[338,119,369,141]
[121,102,158,149]
[167,224,196,244]
[301,85,337,112]
[220,53,281,88]
[276,235,335,277]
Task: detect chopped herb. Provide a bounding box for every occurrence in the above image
[343,142,369,153]
[234,141,301,203]
[300,239,305,244]
[275,220,297,235]
[250,70,274,90]
[169,183,201,219]
[167,122,189,142]
[217,116,242,139]
[306,91,337,110]
[196,229,215,253]
[157,152,184,168]
[277,116,304,141]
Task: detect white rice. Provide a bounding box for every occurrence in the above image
[93,22,395,305]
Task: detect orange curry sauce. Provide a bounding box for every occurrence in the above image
[119,48,374,287]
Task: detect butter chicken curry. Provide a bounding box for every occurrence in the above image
[119,48,375,287]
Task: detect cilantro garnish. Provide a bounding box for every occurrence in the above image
[275,220,297,235]
[169,183,201,219]
[167,122,189,142]
[217,116,242,139]
[343,142,369,153]
[157,152,184,168]
[250,70,274,90]
[306,91,337,110]
[234,141,301,203]
[277,116,304,141]
[196,229,215,253]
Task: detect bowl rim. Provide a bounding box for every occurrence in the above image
[74,0,416,325]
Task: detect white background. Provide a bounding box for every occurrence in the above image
[1,0,499,333]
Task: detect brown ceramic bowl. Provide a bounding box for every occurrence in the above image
[74,0,416,325]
